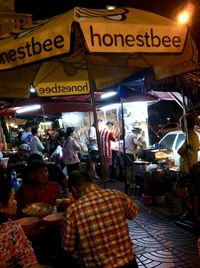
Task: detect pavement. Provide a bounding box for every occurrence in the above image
[102,179,200,268]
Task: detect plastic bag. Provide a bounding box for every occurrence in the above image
[51,145,63,162]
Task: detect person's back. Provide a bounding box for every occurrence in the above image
[178,115,199,175]
[30,127,44,156]
[21,123,32,145]
[125,131,137,155]
[87,120,103,179]
[176,114,200,220]
[62,171,139,268]
[88,125,98,151]
[179,129,199,174]
[99,121,116,180]
[62,127,81,176]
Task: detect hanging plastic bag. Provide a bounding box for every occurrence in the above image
[51,145,63,162]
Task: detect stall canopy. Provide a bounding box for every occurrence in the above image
[0,6,198,99]
[119,68,200,111]
[0,91,162,116]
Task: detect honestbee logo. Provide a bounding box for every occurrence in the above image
[37,82,90,96]
[89,26,182,50]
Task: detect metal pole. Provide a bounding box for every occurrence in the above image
[120,99,128,194]
[41,106,50,160]
[86,55,106,188]
[181,88,191,174]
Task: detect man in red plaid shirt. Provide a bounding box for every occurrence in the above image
[61,170,139,268]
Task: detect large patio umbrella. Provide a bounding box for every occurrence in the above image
[0,7,198,186]
[0,7,198,99]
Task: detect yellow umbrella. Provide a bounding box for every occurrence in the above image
[0,7,198,99]
[0,7,198,188]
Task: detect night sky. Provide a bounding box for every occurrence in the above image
[14,0,186,20]
[14,0,200,50]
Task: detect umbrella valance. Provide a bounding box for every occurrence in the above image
[0,98,93,116]
[0,7,198,99]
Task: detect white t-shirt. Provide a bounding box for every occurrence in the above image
[88,126,98,151]
[125,132,139,155]
[30,136,44,156]
[21,131,32,144]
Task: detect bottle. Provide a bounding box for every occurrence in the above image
[52,205,57,214]
[10,169,20,192]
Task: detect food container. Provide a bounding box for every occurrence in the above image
[16,216,40,234]
[56,197,75,211]
[134,161,150,176]
[43,212,64,226]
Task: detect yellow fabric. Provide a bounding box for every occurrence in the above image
[0,7,198,98]
[178,130,199,174]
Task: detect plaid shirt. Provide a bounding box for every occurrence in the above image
[61,185,139,268]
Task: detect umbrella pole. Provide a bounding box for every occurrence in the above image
[181,88,191,173]
[120,99,128,194]
[86,57,106,188]
[41,106,50,160]
[179,75,192,174]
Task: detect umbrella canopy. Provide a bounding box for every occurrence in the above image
[0,7,198,99]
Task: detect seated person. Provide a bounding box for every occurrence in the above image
[16,160,61,212]
[7,143,30,180]
[26,153,68,191]
[0,175,40,267]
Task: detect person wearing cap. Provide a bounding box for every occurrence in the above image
[99,120,117,181]
[125,127,143,189]
[7,143,30,180]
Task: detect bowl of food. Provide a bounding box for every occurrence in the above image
[16,216,40,234]
[43,212,64,226]
[22,202,53,218]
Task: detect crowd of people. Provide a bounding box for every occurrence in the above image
[0,120,142,267]
[1,114,199,267]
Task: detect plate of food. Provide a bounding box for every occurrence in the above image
[16,216,40,226]
[43,212,64,224]
[22,202,53,217]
